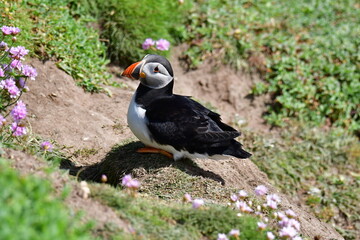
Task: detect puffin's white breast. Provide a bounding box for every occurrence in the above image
[127,94,153,146]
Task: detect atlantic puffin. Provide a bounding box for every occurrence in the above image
[122,54,251,160]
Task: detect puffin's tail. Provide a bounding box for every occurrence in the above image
[223,141,252,159]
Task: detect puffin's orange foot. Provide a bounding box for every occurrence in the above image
[137,147,173,159]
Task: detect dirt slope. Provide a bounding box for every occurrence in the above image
[20,57,343,239]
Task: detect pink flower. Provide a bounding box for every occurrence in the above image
[255,185,268,196]
[275,211,287,220]
[10,100,27,121]
[267,194,281,203]
[7,85,20,98]
[266,200,278,209]
[1,26,13,35]
[279,226,298,238]
[156,39,170,51]
[1,26,20,35]
[0,41,8,50]
[235,201,253,213]
[229,229,240,237]
[285,209,297,218]
[192,199,204,209]
[257,221,267,230]
[278,217,290,228]
[41,141,53,151]
[217,233,228,240]
[288,219,301,231]
[121,174,140,189]
[127,179,140,188]
[11,122,27,136]
[122,174,132,185]
[183,193,192,203]
[22,65,37,80]
[142,38,155,50]
[10,59,22,70]
[238,190,248,198]
[0,114,6,126]
[9,46,29,59]
[0,68,4,77]
[230,194,238,202]
[266,232,275,240]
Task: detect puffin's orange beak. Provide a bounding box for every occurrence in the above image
[121,61,143,80]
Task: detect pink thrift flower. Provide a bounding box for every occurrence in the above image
[275,211,287,220]
[285,209,297,218]
[1,26,20,35]
[0,114,6,126]
[0,68,4,77]
[230,194,238,202]
[121,174,140,189]
[10,27,20,35]
[255,185,268,196]
[217,233,228,240]
[267,194,281,203]
[266,199,278,209]
[192,199,204,209]
[0,41,8,51]
[10,59,22,70]
[10,100,27,121]
[238,190,248,198]
[235,201,253,213]
[7,85,20,98]
[229,229,240,237]
[41,141,53,152]
[183,193,192,203]
[142,38,155,50]
[1,26,12,35]
[288,218,301,231]
[127,179,140,188]
[11,122,27,136]
[22,65,37,80]
[279,226,298,238]
[266,232,275,240]
[156,39,170,51]
[257,221,267,230]
[278,217,290,228]
[122,174,132,186]
[9,46,29,59]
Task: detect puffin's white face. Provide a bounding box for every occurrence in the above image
[139,62,173,89]
[121,54,174,89]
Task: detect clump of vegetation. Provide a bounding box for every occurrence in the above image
[247,126,360,239]
[72,0,191,66]
[180,0,360,131]
[0,158,93,240]
[1,0,111,92]
[92,183,272,240]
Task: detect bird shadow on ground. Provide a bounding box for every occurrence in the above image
[60,141,225,186]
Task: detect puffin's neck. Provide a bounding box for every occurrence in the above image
[135,80,174,108]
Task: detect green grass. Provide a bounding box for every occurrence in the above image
[1,0,112,92]
[91,184,268,240]
[73,0,191,66]
[179,0,360,131]
[246,126,360,239]
[0,158,94,240]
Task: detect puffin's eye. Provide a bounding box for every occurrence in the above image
[154,66,159,73]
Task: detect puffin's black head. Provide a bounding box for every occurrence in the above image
[122,54,174,89]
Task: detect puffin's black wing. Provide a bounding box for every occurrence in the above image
[145,95,251,158]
